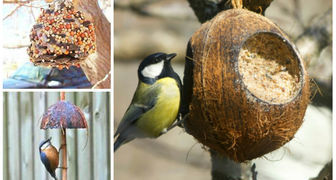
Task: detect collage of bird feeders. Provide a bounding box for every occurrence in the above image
[1,0,333,180]
[3,0,112,180]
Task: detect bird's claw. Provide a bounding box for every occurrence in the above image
[160,113,189,135]
[58,143,67,152]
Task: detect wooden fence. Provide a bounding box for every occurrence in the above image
[3,92,111,180]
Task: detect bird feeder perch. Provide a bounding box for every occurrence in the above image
[40,92,87,179]
[183,8,310,162]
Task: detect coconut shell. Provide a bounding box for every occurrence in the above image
[40,100,87,129]
[183,9,310,162]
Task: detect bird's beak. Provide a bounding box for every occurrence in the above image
[166,53,177,62]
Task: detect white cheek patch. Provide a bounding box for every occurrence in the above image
[41,143,50,150]
[141,61,164,79]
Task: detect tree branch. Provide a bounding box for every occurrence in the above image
[73,0,111,88]
[3,43,30,49]
[114,1,195,20]
[186,0,224,23]
[186,0,274,23]
[295,8,332,60]
[3,0,34,4]
[294,9,332,108]
[211,150,242,180]
[310,161,332,180]
[3,4,23,20]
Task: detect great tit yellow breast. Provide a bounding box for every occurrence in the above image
[42,145,59,170]
[136,77,180,137]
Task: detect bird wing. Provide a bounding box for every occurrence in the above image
[114,83,158,138]
[170,72,183,122]
[40,152,56,178]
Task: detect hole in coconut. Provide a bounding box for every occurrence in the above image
[238,32,302,104]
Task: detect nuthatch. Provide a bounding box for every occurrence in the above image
[39,137,59,180]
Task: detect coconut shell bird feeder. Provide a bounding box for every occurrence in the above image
[183,8,310,162]
[28,0,96,69]
[40,92,87,180]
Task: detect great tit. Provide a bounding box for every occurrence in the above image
[114,52,182,152]
[39,137,59,180]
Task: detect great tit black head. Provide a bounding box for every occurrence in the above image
[138,52,177,84]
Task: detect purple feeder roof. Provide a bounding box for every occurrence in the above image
[40,100,88,129]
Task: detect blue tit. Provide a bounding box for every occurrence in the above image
[114,52,182,152]
[39,137,59,180]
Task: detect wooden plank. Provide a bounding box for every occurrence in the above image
[3,92,9,180]
[7,92,21,180]
[33,92,48,180]
[76,92,92,180]
[92,92,110,180]
[107,92,111,180]
[65,93,78,180]
[19,92,34,180]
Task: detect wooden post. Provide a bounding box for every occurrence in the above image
[61,128,67,180]
[60,92,65,101]
[60,92,67,180]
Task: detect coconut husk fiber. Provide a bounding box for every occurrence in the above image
[183,9,310,162]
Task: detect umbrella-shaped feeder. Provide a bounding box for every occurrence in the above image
[40,92,87,180]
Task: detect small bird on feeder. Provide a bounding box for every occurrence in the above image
[114,52,182,152]
[39,137,59,180]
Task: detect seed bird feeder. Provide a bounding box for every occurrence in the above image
[183,8,310,162]
[40,92,87,179]
[28,0,96,69]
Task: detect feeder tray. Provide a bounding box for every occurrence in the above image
[28,0,96,69]
[183,9,310,162]
[40,100,87,129]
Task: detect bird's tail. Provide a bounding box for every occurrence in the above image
[114,136,134,152]
[114,137,124,152]
[51,172,57,180]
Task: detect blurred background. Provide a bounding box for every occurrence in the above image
[2,0,111,88]
[3,92,111,180]
[114,0,332,179]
